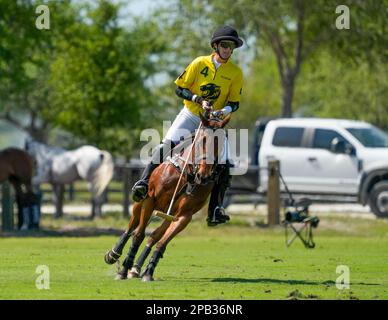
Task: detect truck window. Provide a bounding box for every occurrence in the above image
[313,129,348,150]
[346,126,388,148]
[272,127,304,147]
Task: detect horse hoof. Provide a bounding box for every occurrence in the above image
[115,272,127,280]
[104,250,120,265]
[141,274,154,282]
[128,267,140,279]
[128,271,139,279]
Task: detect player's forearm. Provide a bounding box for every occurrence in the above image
[175,87,204,104]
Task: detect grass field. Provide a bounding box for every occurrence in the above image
[1,211,388,300]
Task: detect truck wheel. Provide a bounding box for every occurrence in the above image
[369,181,388,218]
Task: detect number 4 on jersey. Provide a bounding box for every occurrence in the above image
[200,67,209,78]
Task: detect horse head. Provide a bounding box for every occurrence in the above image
[193,112,231,185]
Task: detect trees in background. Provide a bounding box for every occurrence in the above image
[0,0,56,142]
[0,0,167,157]
[47,1,168,156]
[295,53,388,128]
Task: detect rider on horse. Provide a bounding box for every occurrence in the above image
[131,25,244,226]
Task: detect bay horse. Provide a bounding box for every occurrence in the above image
[25,138,114,219]
[104,112,230,281]
[0,147,35,228]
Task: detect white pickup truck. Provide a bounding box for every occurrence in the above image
[229,117,388,218]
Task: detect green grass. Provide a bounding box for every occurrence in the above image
[1,212,388,300]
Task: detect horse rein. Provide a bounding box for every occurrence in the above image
[164,122,204,218]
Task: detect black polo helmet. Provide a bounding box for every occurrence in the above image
[210,25,243,49]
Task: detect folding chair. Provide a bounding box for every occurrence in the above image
[282,198,320,249]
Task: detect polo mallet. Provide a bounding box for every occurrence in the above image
[154,121,204,222]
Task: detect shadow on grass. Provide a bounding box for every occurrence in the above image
[211,278,380,286]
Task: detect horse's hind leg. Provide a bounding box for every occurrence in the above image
[104,202,141,265]
[116,197,155,280]
[91,191,105,219]
[128,219,171,278]
[142,214,193,282]
[52,184,65,218]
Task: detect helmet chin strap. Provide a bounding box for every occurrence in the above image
[214,44,231,63]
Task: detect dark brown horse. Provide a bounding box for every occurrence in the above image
[0,147,35,228]
[105,113,230,281]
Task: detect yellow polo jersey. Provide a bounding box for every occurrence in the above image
[174,54,243,116]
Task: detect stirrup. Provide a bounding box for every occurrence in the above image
[131,181,148,202]
[207,206,230,227]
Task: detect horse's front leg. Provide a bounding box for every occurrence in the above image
[142,213,193,282]
[116,197,155,280]
[104,202,141,265]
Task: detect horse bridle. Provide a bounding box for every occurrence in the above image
[190,125,224,186]
[192,155,217,186]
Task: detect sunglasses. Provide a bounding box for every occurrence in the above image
[219,41,236,50]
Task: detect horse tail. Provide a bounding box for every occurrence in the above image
[91,150,114,197]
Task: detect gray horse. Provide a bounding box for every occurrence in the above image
[25,138,114,218]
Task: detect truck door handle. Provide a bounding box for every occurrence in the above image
[308,157,317,162]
